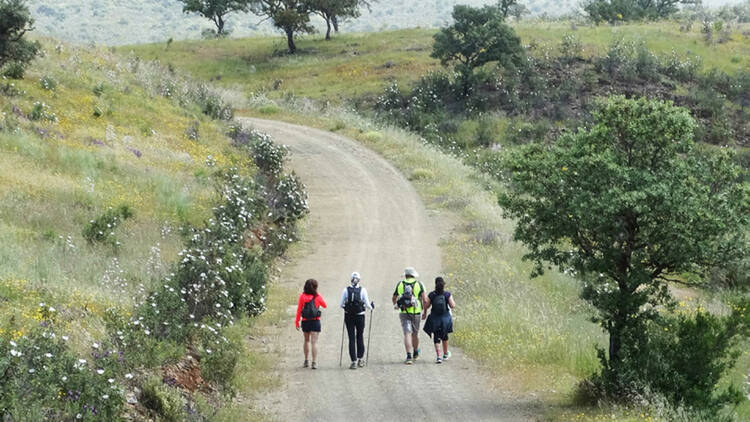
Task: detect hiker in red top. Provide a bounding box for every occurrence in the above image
[295,278,327,369]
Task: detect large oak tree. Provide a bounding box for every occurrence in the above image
[499,96,749,381]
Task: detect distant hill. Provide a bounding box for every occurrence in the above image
[28,0,744,46]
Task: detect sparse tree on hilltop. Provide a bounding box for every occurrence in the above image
[309,0,371,40]
[584,0,701,22]
[499,96,749,389]
[497,0,519,18]
[250,0,313,54]
[431,3,524,94]
[0,0,40,77]
[179,0,251,36]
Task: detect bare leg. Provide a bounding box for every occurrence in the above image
[434,341,441,357]
[442,339,449,356]
[412,332,419,353]
[311,332,320,362]
[303,332,311,361]
[403,333,413,354]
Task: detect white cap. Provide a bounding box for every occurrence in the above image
[404,267,419,278]
[350,272,361,282]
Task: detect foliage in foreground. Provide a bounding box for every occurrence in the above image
[499,96,750,413]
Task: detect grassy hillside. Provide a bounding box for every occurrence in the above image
[122,21,749,103]
[0,38,308,420]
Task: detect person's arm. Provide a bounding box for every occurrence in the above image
[318,295,327,309]
[340,288,347,309]
[361,288,372,310]
[448,294,456,309]
[421,293,431,320]
[392,282,399,307]
[295,296,303,329]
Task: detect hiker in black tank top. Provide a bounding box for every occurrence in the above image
[422,276,456,364]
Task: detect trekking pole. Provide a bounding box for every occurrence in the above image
[339,317,345,367]
[365,304,374,366]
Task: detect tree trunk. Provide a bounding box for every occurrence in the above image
[332,15,339,32]
[285,28,296,54]
[216,15,225,36]
[325,17,332,40]
[608,321,622,368]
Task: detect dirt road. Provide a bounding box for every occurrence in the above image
[241,118,537,422]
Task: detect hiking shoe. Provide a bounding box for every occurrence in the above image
[404,357,413,365]
[413,348,420,360]
[442,351,451,360]
[357,359,365,368]
[436,357,442,364]
[349,361,357,370]
[311,361,317,370]
[303,360,309,368]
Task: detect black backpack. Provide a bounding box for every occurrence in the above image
[301,296,321,319]
[344,286,366,315]
[431,292,448,316]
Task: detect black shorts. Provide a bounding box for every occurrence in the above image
[301,319,321,332]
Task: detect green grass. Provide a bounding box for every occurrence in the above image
[122,21,749,104]
[121,29,439,102]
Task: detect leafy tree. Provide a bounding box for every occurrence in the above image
[431,4,524,94]
[250,0,313,53]
[179,0,250,36]
[497,0,519,18]
[584,0,700,22]
[309,0,370,40]
[0,0,40,77]
[499,96,749,385]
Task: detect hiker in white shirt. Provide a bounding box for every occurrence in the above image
[340,272,373,369]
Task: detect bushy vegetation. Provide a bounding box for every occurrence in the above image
[376,33,749,158]
[82,205,134,246]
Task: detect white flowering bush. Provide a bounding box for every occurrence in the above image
[82,205,134,247]
[249,130,288,179]
[0,308,126,421]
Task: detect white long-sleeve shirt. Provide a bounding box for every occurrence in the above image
[339,285,373,315]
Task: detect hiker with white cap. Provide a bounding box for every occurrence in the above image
[340,271,373,369]
[392,267,426,364]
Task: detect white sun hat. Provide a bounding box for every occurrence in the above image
[350,272,361,282]
[404,267,419,278]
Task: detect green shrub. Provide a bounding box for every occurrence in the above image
[197,322,240,392]
[589,301,750,413]
[1,62,26,79]
[39,75,57,91]
[29,101,58,122]
[140,376,186,422]
[82,205,134,246]
[93,82,105,96]
[410,168,435,181]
